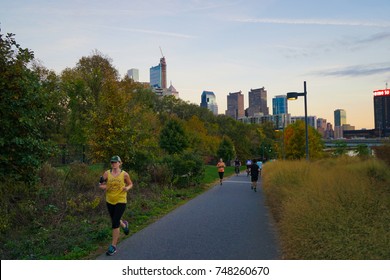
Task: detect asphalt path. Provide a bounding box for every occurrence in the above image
[97,172,280,260]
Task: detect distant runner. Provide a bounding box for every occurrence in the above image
[250,159,260,192]
[216,158,226,185]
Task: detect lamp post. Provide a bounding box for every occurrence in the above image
[287,81,309,161]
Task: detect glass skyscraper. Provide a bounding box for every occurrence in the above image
[150,64,162,88]
[149,57,167,89]
[200,91,218,115]
[334,109,346,127]
[272,95,287,115]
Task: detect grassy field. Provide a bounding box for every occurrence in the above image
[262,157,390,259]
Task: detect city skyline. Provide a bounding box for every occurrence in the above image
[2,0,390,129]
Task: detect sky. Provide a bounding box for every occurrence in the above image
[1,0,390,129]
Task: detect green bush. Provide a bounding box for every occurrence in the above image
[162,151,205,187]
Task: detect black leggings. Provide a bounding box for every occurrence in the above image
[106,202,126,229]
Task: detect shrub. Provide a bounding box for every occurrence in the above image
[162,151,205,188]
[372,143,390,166]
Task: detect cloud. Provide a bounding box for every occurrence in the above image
[233,18,390,28]
[94,25,197,39]
[356,31,390,44]
[314,63,390,77]
[122,28,197,39]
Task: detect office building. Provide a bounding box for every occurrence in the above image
[246,87,269,117]
[150,56,167,89]
[316,118,334,139]
[200,91,218,115]
[317,118,327,138]
[272,95,288,115]
[226,91,244,119]
[334,109,347,139]
[239,114,291,129]
[373,88,390,136]
[127,68,139,82]
[291,116,317,128]
[334,109,346,127]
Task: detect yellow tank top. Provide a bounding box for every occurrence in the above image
[105,170,127,204]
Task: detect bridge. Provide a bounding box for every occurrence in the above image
[323,138,387,148]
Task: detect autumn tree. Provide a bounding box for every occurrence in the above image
[184,115,219,162]
[87,74,161,173]
[60,50,119,146]
[284,120,324,160]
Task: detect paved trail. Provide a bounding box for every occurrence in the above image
[97,172,280,260]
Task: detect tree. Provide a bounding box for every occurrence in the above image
[159,119,189,155]
[87,75,161,174]
[60,50,119,146]
[0,32,55,182]
[284,121,324,160]
[333,140,347,157]
[32,63,68,143]
[217,136,235,165]
[355,144,370,159]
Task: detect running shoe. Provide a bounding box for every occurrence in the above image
[106,245,117,256]
[123,220,129,235]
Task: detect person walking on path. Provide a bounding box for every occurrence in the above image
[216,158,226,185]
[99,155,133,256]
[234,157,241,176]
[250,159,260,192]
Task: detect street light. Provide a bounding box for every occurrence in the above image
[287,81,309,161]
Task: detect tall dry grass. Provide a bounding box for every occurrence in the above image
[262,157,390,259]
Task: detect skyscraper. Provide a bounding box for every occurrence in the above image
[272,95,288,115]
[334,109,346,127]
[226,91,244,119]
[334,109,347,139]
[200,91,218,115]
[150,56,167,89]
[246,87,269,117]
[127,68,139,82]
[374,88,390,136]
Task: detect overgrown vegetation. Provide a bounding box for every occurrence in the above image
[0,164,235,259]
[262,157,390,259]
